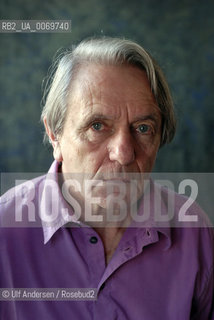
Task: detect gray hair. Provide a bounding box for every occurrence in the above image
[41,36,176,146]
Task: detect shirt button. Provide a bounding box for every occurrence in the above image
[89,236,98,244]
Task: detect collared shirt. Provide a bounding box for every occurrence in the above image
[0,161,213,320]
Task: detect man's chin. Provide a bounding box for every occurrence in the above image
[84,195,133,228]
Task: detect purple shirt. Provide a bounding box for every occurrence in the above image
[0,161,213,320]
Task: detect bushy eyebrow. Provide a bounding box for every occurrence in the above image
[132,114,161,125]
[78,113,114,130]
[78,112,161,131]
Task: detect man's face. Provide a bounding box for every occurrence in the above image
[50,64,162,211]
[57,64,161,175]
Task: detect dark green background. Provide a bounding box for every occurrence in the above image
[0,0,214,173]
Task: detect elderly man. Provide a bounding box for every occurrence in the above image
[0,37,213,319]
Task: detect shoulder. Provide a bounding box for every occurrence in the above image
[153,180,213,229]
[0,174,45,202]
[0,174,46,227]
[152,180,214,266]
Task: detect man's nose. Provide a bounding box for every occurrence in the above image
[108,129,135,166]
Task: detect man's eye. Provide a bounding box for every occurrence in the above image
[137,124,150,134]
[91,122,103,131]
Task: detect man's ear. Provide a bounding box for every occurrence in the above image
[43,118,63,162]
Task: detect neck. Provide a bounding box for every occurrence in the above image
[94,226,126,264]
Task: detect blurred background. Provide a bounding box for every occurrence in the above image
[0,0,214,173]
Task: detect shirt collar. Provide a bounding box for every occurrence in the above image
[40,162,171,248]
[40,161,81,244]
[130,179,172,249]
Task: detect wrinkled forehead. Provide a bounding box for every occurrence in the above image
[67,63,158,112]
